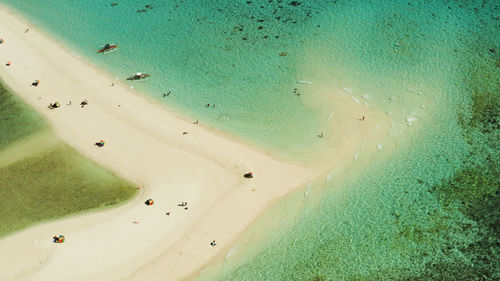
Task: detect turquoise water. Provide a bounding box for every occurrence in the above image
[1,0,498,279]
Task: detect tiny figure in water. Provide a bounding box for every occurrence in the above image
[212,104,216,108]
[194,120,198,124]
[206,103,210,107]
[318,132,324,138]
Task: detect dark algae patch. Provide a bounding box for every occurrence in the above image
[0,82,45,149]
[0,82,137,237]
[424,42,499,279]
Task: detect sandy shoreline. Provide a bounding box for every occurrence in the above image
[0,6,316,281]
[0,4,398,280]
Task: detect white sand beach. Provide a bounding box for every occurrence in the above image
[0,6,394,281]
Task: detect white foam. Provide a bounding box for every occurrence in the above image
[351,97,360,104]
[377,144,383,151]
[386,110,392,115]
[328,112,334,120]
[406,116,417,123]
[342,87,353,93]
[225,246,238,260]
[361,95,370,100]
[354,154,359,161]
[296,80,312,85]
[389,96,395,101]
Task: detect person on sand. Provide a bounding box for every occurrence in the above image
[210,240,216,247]
[318,132,324,138]
[166,212,171,215]
[6,61,11,66]
[194,120,198,124]
[80,100,88,108]
[0,38,4,44]
[359,116,365,121]
[24,28,29,33]
[110,83,114,87]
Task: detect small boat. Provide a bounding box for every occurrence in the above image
[97,43,118,54]
[127,72,151,80]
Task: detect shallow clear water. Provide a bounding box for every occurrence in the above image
[0,0,498,279]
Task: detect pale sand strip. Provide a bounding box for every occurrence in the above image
[0,7,317,281]
[0,4,398,281]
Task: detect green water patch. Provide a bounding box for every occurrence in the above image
[0,81,46,149]
[0,81,137,238]
[0,139,137,237]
